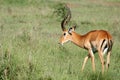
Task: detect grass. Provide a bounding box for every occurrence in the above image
[0,0,120,80]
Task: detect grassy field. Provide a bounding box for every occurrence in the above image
[0,0,120,80]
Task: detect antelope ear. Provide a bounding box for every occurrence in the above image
[72,25,76,31]
[68,27,73,35]
[68,25,76,32]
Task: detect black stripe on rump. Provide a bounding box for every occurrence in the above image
[108,40,113,52]
[103,43,108,52]
[101,39,105,50]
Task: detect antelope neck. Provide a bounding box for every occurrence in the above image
[71,32,85,48]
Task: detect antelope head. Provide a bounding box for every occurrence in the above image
[60,26,76,45]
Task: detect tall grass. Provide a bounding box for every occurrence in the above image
[0,0,120,80]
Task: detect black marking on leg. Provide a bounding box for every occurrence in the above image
[108,64,110,68]
[104,61,106,65]
[88,54,91,58]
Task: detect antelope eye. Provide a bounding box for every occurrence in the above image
[63,33,66,36]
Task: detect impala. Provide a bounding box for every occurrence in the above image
[59,5,113,73]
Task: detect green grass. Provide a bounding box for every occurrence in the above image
[0,0,120,80]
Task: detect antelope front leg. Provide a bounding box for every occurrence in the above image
[91,55,95,72]
[81,55,90,71]
[89,49,95,72]
[82,49,95,72]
